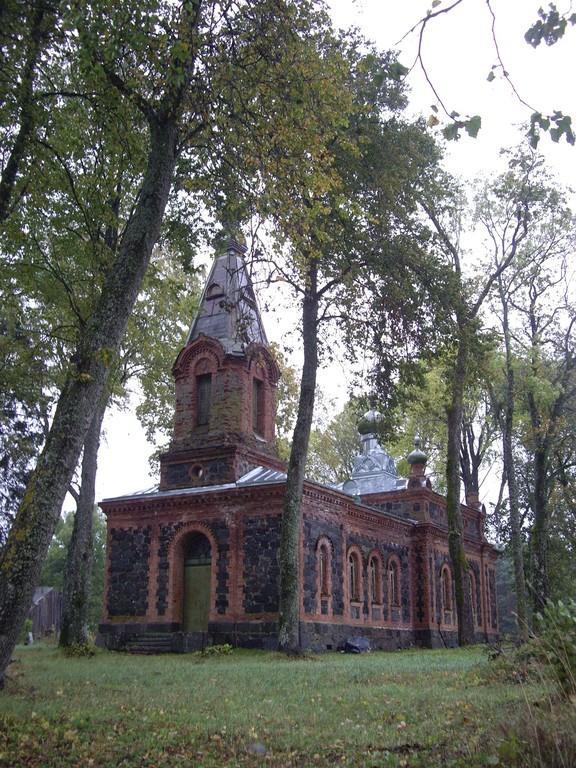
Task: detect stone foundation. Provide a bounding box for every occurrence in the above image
[98,619,494,653]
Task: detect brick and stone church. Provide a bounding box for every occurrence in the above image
[99,235,499,653]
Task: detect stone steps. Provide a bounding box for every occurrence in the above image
[125,633,174,655]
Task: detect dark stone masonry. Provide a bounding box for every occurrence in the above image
[98,237,499,653]
[107,527,151,617]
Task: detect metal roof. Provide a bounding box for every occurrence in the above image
[100,465,415,526]
[333,433,406,496]
[186,242,268,353]
[101,465,287,505]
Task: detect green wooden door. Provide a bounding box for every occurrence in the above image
[183,563,211,632]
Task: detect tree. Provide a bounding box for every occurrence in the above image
[0,0,61,222]
[0,0,329,684]
[480,150,576,617]
[422,157,536,645]
[402,1,575,147]
[59,395,107,646]
[41,508,107,630]
[249,49,446,652]
[518,274,576,611]
[0,315,49,546]
[305,399,362,485]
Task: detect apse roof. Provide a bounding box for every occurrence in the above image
[186,241,267,354]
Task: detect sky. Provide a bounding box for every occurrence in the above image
[93,0,576,507]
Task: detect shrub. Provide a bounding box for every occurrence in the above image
[497,706,576,768]
[531,598,576,697]
[200,643,233,657]
[18,619,33,644]
[63,642,97,658]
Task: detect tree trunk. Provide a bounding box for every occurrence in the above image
[59,393,108,647]
[498,289,529,640]
[278,260,318,653]
[525,297,551,615]
[530,445,550,613]
[0,117,178,685]
[445,322,474,646]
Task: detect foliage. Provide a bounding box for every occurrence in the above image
[530,599,576,697]
[199,643,233,657]
[2,0,355,679]
[0,645,556,767]
[269,343,300,449]
[41,508,106,630]
[18,619,33,645]
[62,642,97,658]
[525,4,576,48]
[131,251,203,452]
[497,705,576,768]
[412,2,576,147]
[305,399,362,484]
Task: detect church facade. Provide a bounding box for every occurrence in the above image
[99,237,499,653]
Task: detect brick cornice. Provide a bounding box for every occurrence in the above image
[101,482,285,516]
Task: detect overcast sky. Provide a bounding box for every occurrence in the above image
[94,0,576,505]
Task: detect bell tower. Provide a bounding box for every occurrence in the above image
[159,232,282,490]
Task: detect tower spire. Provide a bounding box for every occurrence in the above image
[187,227,267,353]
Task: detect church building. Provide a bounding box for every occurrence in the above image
[98,235,499,653]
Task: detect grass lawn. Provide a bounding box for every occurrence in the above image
[0,642,556,767]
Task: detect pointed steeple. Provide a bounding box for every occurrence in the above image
[187,228,267,354]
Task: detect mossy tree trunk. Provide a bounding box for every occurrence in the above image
[0,118,178,685]
[278,259,318,653]
[445,319,475,646]
[59,393,108,648]
[528,417,551,614]
[497,278,528,640]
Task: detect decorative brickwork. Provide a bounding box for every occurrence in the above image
[488,567,498,629]
[303,518,344,616]
[243,515,281,613]
[156,523,175,616]
[469,559,482,626]
[107,527,151,616]
[99,243,499,654]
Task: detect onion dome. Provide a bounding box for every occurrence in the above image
[407,436,428,465]
[357,409,382,436]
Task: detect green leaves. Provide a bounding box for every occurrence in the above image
[388,61,409,81]
[528,110,575,148]
[464,115,482,138]
[441,115,482,141]
[525,3,576,48]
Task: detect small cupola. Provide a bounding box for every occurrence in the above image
[407,436,429,489]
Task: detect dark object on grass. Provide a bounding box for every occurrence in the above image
[344,636,371,653]
[246,742,267,755]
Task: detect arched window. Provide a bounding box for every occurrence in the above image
[368,553,383,622]
[349,553,359,601]
[388,558,400,608]
[316,540,332,616]
[469,569,478,626]
[348,549,363,619]
[368,555,382,604]
[441,566,452,613]
[252,377,264,434]
[319,546,329,596]
[196,373,212,427]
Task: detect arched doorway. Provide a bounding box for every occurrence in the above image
[182,532,212,632]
